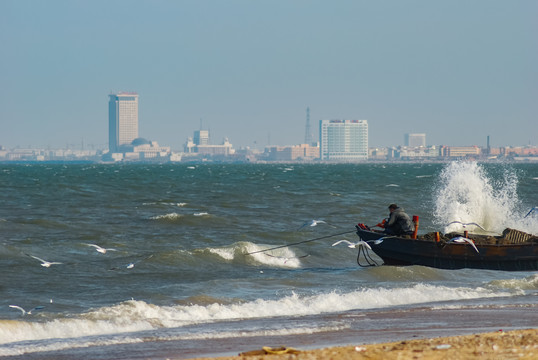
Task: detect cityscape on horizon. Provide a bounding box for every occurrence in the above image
[1,92,537,163]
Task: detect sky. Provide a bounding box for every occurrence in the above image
[1,0,537,151]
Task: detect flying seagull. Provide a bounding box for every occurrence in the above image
[298,219,335,230]
[86,244,117,254]
[447,221,486,231]
[30,255,63,267]
[449,237,480,254]
[332,239,372,250]
[9,305,45,315]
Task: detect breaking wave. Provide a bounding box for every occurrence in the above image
[433,161,538,234]
[0,283,517,352]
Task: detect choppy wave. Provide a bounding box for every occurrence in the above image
[488,274,538,290]
[0,283,516,350]
[205,241,306,268]
[150,212,183,221]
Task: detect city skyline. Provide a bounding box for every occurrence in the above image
[2,1,537,150]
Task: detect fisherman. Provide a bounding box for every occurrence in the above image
[379,204,414,236]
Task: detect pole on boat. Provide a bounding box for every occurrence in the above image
[412,215,419,239]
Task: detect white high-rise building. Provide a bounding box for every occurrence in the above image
[319,119,368,161]
[109,92,139,152]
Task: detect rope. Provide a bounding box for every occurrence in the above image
[245,230,356,255]
[356,245,380,267]
[524,207,537,219]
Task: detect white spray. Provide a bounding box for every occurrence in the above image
[433,161,537,235]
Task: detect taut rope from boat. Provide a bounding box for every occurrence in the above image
[245,230,356,255]
[524,207,537,219]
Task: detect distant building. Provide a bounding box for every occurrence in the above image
[184,129,235,157]
[108,92,139,152]
[441,146,481,157]
[319,119,368,161]
[405,133,426,147]
[266,144,320,161]
[194,130,209,145]
[398,145,439,159]
[104,138,171,162]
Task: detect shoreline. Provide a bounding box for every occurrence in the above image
[191,328,538,360]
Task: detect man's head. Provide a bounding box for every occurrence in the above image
[388,204,398,212]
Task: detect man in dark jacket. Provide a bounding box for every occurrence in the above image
[383,204,414,236]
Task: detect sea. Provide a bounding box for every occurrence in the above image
[1,161,537,359]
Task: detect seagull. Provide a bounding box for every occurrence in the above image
[332,239,372,250]
[109,254,153,271]
[86,244,117,254]
[30,255,63,267]
[298,219,335,230]
[447,221,486,231]
[449,237,480,254]
[9,305,45,315]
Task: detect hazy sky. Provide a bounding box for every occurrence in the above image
[1,0,536,150]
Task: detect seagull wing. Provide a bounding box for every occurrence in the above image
[467,222,486,231]
[462,238,480,253]
[297,222,310,230]
[450,237,479,253]
[332,240,353,247]
[30,255,47,263]
[447,221,486,231]
[9,305,26,314]
[28,306,45,314]
[356,240,372,250]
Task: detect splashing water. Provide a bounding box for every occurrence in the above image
[433,161,537,235]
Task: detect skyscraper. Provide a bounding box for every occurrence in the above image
[108,92,139,152]
[319,119,368,161]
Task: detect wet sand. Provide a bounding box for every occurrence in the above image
[182,303,538,360]
[192,328,538,360]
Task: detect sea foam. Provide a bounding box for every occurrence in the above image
[0,283,513,347]
[434,161,538,234]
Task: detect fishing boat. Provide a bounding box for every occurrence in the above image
[354,224,538,271]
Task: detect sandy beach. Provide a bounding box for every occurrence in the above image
[191,328,538,360]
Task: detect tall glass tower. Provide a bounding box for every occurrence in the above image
[319,119,368,161]
[108,92,139,152]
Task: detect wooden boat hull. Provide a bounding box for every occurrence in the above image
[356,228,538,271]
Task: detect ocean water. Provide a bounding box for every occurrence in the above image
[0,161,537,359]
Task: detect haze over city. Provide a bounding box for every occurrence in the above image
[1,0,537,151]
